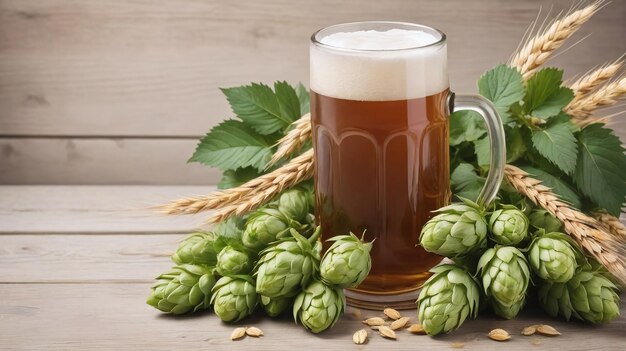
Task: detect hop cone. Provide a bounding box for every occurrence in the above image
[538,270,620,323]
[320,232,373,288]
[488,205,529,245]
[528,209,562,233]
[216,246,252,276]
[171,232,218,265]
[255,228,321,298]
[477,246,530,319]
[278,188,312,222]
[146,264,216,314]
[242,208,291,250]
[528,232,578,283]
[210,275,258,322]
[419,200,487,257]
[416,265,480,336]
[293,280,345,333]
[261,295,292,317]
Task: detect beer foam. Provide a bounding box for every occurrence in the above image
[311,28,448,101]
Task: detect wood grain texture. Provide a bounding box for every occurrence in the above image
[0,138,221,184]
[0,234,177,282]
[0,185,215,233]
[0,0,625,185]
[0,283,624,350]
[1,0,624,137]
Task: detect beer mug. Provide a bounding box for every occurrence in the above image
[310,22,505,308]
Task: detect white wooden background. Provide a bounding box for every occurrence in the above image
[0,0,625,185]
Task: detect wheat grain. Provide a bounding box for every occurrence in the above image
[504,164,626,285]
[267,114,311,167]
[510,1,602,79]
[160,149,314,217]
[565,75,626,121]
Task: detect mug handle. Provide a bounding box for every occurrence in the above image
[449,93,506,207]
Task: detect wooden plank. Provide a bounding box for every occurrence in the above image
[0,283,624,350]
[0,234,180,283]
[0,0,624,137]
[0,138,221,185]
[0,185,216,233]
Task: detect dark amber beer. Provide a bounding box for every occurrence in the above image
[311,91,450,294]
[310,22,506,307]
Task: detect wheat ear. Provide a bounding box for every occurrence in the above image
[593,210,626,240]
[504,164,626,284]
[160,149,314,216]
[267,113,311,167]
[568,58,624,99]
[510,1,602,79]
[565,75,626,121]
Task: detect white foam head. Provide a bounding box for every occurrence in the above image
[310,25,448,101]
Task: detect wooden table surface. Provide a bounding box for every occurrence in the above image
[1,186,624,350]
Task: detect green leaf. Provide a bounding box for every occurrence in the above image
[218,167,261,189]
[450,110,486,146]
[451,163,486,202]
[506,126,527,163]
[520,166,582,209]
[474,137,490,170]
[221,83,296,135]
[574,124,626,216]
[296,82,310,115]
[478,64,525,120]
[189,120,273,171]
[524,68,573,119]
[531,122,578,174]
[274,81,302,122]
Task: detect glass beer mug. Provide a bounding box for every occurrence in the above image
[310,22,505,308]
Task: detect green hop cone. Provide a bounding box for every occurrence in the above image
[416,264,480,336]
[242,208,291,250]
[419,199,487,257]
[528,232,578,283]
[538,270,620,323]
[477,246,530,319]
[216,246,252,276]
[171,232,219,265]
[210,275,258,322]
[293,280,345,333]
[261,295,292,317]
[146,264,216,314]
[255,228,321,297]
[488,205,529,245]
[528,209,562,233]
[278,188,311,222]
[320,232,373,288]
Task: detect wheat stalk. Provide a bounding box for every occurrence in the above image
[565,75,626,121]
[267,113,311,167]
[510,1,602,79]
[504,164,626,284]
[160,149,314,216]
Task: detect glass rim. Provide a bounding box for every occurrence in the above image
[310,21,447,53]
